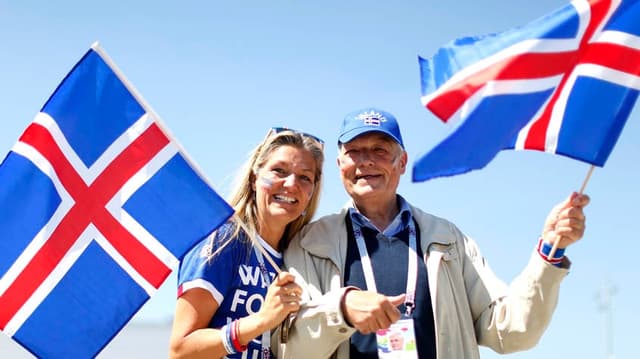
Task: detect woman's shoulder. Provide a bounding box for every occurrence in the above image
[186,223,251,263]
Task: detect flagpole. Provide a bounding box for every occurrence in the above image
[548,165,594,260]
[91,42,239,269]
[235,213,302,342]
[90,42,219,195]
[235,216,283,274]
[93,44,302,334]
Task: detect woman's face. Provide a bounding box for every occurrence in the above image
[253,144,317,229]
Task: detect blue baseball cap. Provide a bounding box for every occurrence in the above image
[338,107,404,148]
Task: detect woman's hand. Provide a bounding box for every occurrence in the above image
[256,272,302,329]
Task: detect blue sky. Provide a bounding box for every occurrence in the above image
[1,1,638,358]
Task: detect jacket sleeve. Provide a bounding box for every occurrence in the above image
[272,235,355,359]
[462,231,570,353]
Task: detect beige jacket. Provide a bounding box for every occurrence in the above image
[273,204,569,359]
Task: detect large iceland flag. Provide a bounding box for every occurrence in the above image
[0,44,234,358]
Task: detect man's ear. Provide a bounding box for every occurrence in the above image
[399,151,408,174]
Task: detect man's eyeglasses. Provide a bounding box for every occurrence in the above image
[270,127,325,149]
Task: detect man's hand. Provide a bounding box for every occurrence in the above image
[343,290,405,334]
[542,192,590,249]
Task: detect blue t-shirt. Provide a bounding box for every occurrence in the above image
[178,223,283,359]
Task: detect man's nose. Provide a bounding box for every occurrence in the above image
[356,150,374,164]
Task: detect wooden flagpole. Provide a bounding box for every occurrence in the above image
[547,165,594,260]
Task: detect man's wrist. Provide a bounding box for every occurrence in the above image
[537,237,566,267]
[340,286,360,327]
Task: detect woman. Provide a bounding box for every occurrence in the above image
[169,127,325,359]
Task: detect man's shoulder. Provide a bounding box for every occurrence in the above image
[308,211,346,230]
[300,210,347,243]
[408,203,464,245]
[286,209,349,259]
[408,203,452,226]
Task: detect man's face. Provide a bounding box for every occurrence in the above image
[389,332,404,350]
[337,132,407,203]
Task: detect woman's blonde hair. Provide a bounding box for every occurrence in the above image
[220,129,324,252]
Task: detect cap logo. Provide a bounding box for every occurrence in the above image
[356,111,386,126]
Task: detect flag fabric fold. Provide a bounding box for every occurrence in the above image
[413,0,640,182]
[0,44,234,358]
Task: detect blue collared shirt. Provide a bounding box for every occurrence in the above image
[348,195,413,237]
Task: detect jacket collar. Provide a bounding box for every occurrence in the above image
[298,201,456,268]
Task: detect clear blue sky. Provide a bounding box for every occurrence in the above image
[1,1,638,358]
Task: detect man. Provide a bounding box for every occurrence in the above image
[274,107,589,359]
[388,331,404,351]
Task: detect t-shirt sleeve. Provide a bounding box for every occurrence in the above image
[177,230,244,305]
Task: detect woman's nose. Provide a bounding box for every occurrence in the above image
[282,173,298,187]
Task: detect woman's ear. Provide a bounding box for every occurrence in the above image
[250,172,257,192]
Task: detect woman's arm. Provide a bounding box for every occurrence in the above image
[170,273,301,359]
[169,288,228,359]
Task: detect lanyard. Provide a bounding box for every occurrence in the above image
[253,245,273,359]
[352,220,418,316]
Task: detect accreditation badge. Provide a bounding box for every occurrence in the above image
[375,318,418,359]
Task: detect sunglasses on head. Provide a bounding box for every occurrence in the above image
[269,127,325,149]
